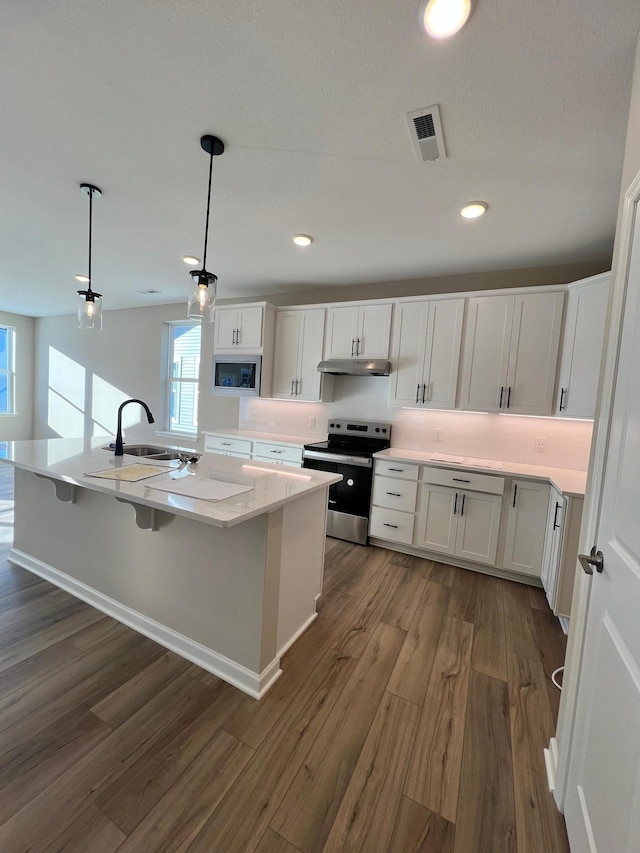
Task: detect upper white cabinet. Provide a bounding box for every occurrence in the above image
[502,478,550,577]
[390,299,464,409]
[272,308,328,401]
[324,303,392,360]
[214,304,265,352]
[458,291,564,415]
[555,273,609,418]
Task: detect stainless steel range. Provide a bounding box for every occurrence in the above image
[302,419,391,545]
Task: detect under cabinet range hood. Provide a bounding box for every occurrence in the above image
[317,359,391,376]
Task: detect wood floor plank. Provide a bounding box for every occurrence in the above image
[329,561,403,658]
[67,616,129,651]
[330,544,394,600]
[188,649,356,853]
[404,617,473,823]
[322,692,420,853]
[0,579,51,614]
[446,568,478,623]
[388,797,456,853]
[507,653,570,853]
[256,829,302,853]
[0,638,82,701]
[0,588,75,630]
[115,730,253,852]
[387,580,450,706]
[472,573,508,682]
[380,564,426,631]
[425,561,456,587]
[271,623,406,853]
[97,681,246,834]
[453,672,517,853]
[0,671,224,852]
[503,580,540,661]
[91,651,191,728]
[42,804,126,853]
[0,598,87,650]
[532,609,567,722]
[527,584,550,611]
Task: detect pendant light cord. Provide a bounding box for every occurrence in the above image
[87,188,93,296]
[202,149,214,271]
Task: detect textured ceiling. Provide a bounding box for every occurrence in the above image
[1,0,640,317]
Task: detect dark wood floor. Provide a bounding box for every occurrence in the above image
[0,466,569,852]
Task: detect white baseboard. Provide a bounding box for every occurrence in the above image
[8,547,281,699]
[278,611,317,658]
[559,616,570,635]
[544,736,559,792]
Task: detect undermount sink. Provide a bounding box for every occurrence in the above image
[102,444,182,461]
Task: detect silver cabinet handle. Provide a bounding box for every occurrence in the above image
[235,328,241,345]
[357,337,361,356]
[386,492,402,497]
[559,388,567,411]
[221,442,231,446]
[270,449,284,454]
[232,329,236,345]
[453,493,458,515]
[499,386,504,408]
[460,494,466,516]
[388,468,404,472]
[579,547,604,575]
[291,379,295,396]
[383,523,398,529]
[422,383,427,404]
[351,338,356,357]
[295,379,300,396]
[329,499,337,505]
[452,478,470,483]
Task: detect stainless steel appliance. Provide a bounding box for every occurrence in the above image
[211,354,261,396]
[302,419,391,545]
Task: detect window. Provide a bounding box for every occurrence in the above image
[166,323,201,435]
[0,326,15,415]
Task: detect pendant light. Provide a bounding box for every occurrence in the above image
[77,183,103,330]
[187,134,224,322]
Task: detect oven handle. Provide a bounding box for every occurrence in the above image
[302,450,373,468]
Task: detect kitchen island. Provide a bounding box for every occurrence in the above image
[1,438,341,697]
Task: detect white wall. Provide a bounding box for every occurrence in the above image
[33,304,199,447]
[0,309,34,441]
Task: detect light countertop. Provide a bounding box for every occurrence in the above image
[374,448,587,498]
[202,429,311,446]
[0,438,341,528]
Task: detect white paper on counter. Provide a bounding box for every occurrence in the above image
[86,463,172,482]
[465,457,503,469]
[146,476,252,502]
[429,453,465,464]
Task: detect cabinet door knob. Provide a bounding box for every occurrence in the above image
[295,379,300,396]
[351,338,356,357]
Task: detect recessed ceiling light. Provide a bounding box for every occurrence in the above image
[74,274,90,282]
[182,255,200,265]
[461,201,488,219]
[420,0,472,39]
[292,234,313,247]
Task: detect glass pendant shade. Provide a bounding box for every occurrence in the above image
[187,275,216,322]
[77,292,103,331]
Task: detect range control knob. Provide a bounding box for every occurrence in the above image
[382,428,387,433]
[375,427,380,432]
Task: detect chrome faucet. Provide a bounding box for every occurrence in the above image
[114,399,155,456]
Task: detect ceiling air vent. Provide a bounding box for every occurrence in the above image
[406,104,446,163]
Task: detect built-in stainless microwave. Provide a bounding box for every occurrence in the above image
[211,354,261,396]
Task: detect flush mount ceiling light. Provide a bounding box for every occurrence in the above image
[182,255,200,265]
[187,134,224,322]
[292,234,314,247]
[420,0,472,39]
[461,201,488,219]
[77,183,103,331]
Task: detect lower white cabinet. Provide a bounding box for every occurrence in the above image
[502,479,551,576]
[541,488,584,617]
[204,434,253,457]
[414,483,502,566]
[369,506,415,545]
[203,433,303,467]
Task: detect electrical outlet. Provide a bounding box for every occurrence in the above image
[308,416,316,429]
[535,436,547,452]
[433,428,443,442]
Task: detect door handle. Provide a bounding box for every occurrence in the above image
[460,494,466,516]
[559,387,567,411]
[553,501,562,530]
[507,386,512,409]
[453,493,458,515]
[512,484,518,508]
[499,386,504,408]
[422,383,427,404]
[579,546,604,575]
[416,384,421,404]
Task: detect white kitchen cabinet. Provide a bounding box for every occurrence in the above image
[555,273,609,418]
[324,303,392,360]
[502,479,551,577]
[272,308,328,401]
[415,482,502,566]
[458,291,564,415]
[214,305,264,352]
[390,298,464,408]
[369,460,420,546]
[541,488,584,618]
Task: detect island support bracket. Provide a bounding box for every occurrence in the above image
[114,498,167,531]
[34,474,77,504]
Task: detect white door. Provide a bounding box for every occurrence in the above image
[297,309,325,401]
[458,294,513,412]
[213,308,238,350]
[563,189,640,851]
[272,310,301,398]
[325,306,359,358]
[454,490,502,566]
[389,302,428,407]
[356,303,392,359]
[237,306,263,350]
[505,291,564,415]
[502,479,551,576]
[422,298,465,408]
[414,484,458,556]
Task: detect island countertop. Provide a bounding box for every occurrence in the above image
[0,438,341,528]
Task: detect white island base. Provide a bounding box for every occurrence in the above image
[9,465,331,698]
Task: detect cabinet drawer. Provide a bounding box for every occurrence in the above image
[421,465,504,495]
[253,441,303,464]
[369,506,415,545]
[254,455,302,468]
[372,476,418,513]
[375,460,420,480]
[204,435,253,455]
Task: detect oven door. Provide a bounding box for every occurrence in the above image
[302,453,373,544]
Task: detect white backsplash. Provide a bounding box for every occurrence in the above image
[240,376,593,470]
